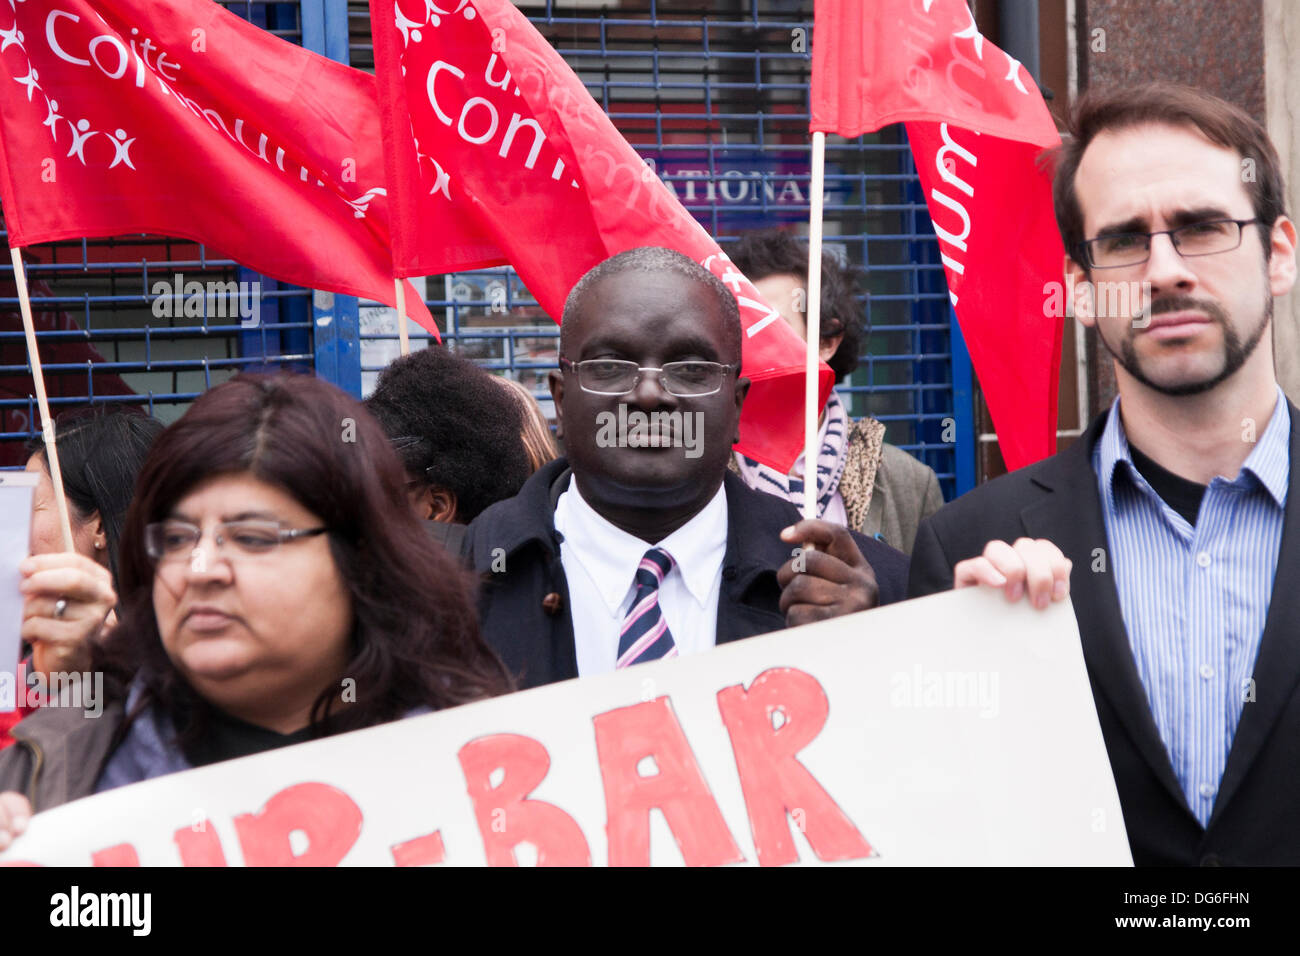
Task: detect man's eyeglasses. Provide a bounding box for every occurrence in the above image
[1078,218,1259,269]
[559,358,736,397]
[145,520,328,564]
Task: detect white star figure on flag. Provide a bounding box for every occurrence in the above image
[15,64,39,100]
[108,129,136,169]
[0,21,23,53]
[67,118,96,163]
[952,2,1029,95]
[41,96,64,142]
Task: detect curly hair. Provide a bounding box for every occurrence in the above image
[365,346,532,522]
[103,372,512,756]
[728,228,866,381]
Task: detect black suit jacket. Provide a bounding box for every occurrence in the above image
[908,405,1300,865]
[465,458,908,690]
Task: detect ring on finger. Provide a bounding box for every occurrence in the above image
[53,597,68,619]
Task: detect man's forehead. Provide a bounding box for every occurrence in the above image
[1076,122,1252,229]
[574,269,719,328]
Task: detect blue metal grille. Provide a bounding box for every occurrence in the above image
[2,0,973,498]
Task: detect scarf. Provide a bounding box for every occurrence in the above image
[736,389,851,518]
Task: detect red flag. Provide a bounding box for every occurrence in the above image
[811,0,1063,470]
[0,0,436,334]
[371,0,830,472]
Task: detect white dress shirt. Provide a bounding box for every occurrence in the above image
[554,478,727,677]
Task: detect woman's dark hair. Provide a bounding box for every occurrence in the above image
[26,408,164,589]
[728,228,866,381]
[364,346,532,522]
[104,372,511,751]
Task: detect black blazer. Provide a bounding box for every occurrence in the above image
[465,458,908,690]
[908,405,1300,866]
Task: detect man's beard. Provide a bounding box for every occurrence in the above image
[1094,291,1272,397]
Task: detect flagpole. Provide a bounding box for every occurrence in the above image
[394,278,411,356]
[10,247,75,552]
[802,131,827,524]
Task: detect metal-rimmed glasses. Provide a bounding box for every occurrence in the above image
[558,357,736,397]
[1077,218,1259,269]
[145,520,328,565]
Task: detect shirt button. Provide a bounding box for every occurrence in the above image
[1199,783,1215,799]
[1196,552,1212,568]
[1200,665,1215,679]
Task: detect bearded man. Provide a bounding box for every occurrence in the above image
[909,83,1300,866]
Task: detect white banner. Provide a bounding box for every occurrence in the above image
[0,472,37,712]
[0,588,1131,866]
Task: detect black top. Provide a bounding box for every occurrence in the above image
[1127,442,1207,526]
[186,708,314,768]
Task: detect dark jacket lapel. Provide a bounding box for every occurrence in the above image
[1210,401,1300,825]
[467,459,579,688]
[715,472,792,644]
[1018,414,1191,814]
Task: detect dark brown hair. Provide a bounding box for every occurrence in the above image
[496,375,559,473]
[727,228,865,381]
[26,407,164,590]
[105,373,511,750]
[1053,82,1287,266]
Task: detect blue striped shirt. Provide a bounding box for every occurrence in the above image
[1093,387,1290,827]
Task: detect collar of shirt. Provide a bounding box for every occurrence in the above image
[1096,384,1291,509]
[554,478,729,616]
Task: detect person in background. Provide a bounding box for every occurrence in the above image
[728,228,944,554]
[5,410,163,750]
[365,346,534,553]
[0,373,509,844]
[496,374,559,472]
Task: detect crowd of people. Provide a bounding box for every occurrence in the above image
[0,81,1295,867]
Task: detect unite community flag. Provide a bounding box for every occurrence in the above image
[812,0,1065,470]
[371,0,831,472]
[0,0,437,332]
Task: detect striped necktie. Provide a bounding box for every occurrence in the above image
[616,547,678,668]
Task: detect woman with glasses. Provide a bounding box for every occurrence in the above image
[0,374,510,842]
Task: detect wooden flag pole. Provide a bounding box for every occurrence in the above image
[10,246,75,552]
[802,131,827,524]
[394,278,412,356]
